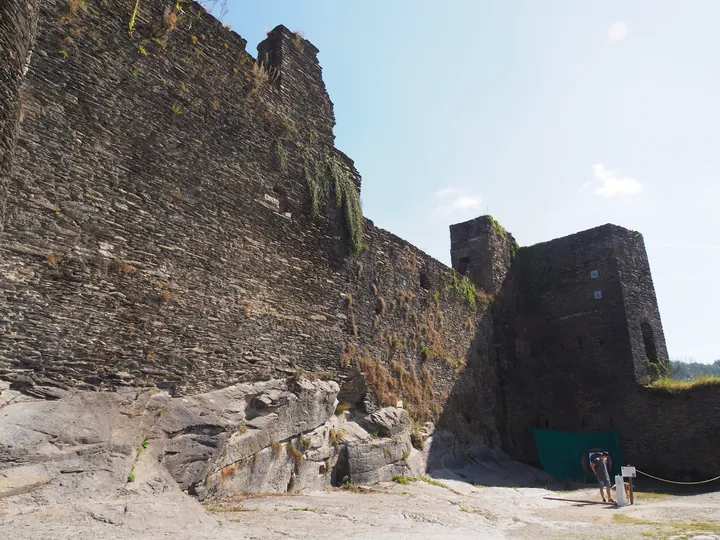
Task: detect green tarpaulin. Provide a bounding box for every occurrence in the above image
[533,428,623,482]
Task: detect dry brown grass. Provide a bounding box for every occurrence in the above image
[339,343,356,369]
[648,375,720,393]
[251,62,273,91]
[220,464,237,480]
[355,353,435,423]
[476,289,493,307]
[286,440,304,472]
[376,297,386,315]
[67,0,86,14]
[397,251,419,273]
[109,260,137,274]
[463,317,475,333]
[356,353,398,407]
[162,6,178,33]
[420,317,444,358]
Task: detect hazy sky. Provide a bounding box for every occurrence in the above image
[227,1,719,364]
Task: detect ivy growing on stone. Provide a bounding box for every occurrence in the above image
[304,154,363,257]
[451,270,479,310]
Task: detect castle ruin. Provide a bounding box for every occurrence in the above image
[1,0,718,487]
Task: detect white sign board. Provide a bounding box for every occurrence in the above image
[621,466,636,478]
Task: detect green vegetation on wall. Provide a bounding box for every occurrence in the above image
[487,215,519,258]
[304,153,363,256]
[452,270,479,310]
[487,215,507,241]
[646,357,671,381]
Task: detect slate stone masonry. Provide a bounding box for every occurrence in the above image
[0,0,717,481]
[0,0,41,231]
[477,223,719,480]
[0,0,484,426]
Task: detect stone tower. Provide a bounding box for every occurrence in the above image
[449,215,515,295]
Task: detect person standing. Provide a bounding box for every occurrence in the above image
[590,451,614,503]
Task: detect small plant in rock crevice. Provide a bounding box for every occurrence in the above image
[334,402,351,415]
[286,440,304,472]
[128,0,140,36]
[341,476,358,490]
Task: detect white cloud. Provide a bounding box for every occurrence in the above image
[608,21,629,42]
[433,187,461,197]
[587,163,644,198]
[432,187,482,217]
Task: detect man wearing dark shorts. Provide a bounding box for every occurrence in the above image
[590,451,614,503]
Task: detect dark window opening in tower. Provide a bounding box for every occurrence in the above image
[457,256,471,276]
[419,271,431,290]
[641,322,658,363]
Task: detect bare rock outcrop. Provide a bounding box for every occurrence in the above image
[0,377,430,505]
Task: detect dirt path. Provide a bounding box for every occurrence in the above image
[2,476,719,539]
[205,480,720,540]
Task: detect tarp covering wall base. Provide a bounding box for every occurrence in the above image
[533,428,623,481]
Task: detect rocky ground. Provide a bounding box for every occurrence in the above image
[2,476,719,539]
[2,379,719,539]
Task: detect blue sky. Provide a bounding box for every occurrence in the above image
[225,1,719,364]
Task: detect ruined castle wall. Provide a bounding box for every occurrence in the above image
[497,225,720,479]
[0,0,41,229]
[0,0,489,429]
[494,225,635,460]
[621,387,720,480]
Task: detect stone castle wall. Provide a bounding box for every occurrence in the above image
[0,0,41,229]
[487,225,720,479]
[0,0,493,434]
[0,0,717,482]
